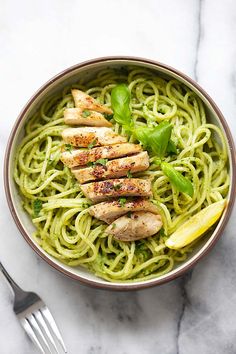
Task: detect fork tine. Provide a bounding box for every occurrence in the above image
[42,307,67,353]
[20,318,45,354]
[35,310,60,354]
[28,314,53,354]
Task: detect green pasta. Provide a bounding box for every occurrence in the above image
[14,68,229,282]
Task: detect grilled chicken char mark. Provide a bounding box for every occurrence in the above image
[61,127,127,147]
[60,143,142,168]
[72,89,113,114]
[64,108,112,127]
[89,198,160,224]
[72,151,149,184]
[81,178,152,203]
[106,211,163,241]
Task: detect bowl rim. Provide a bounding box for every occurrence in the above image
[4,56,236,291]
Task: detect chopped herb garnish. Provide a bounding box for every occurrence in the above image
[119,197,127,207]
[88,140,97,149]
[111,223,116,229]
[87,158,108,168]
[127,211,132,218]
[82,202,90,209]
[127,170,133,178]
[95,158,108,166]
[104,113,113,120]
[159,227,166,237]
[33,199,42,217]
[82,110,91,118]
[113,183,122,191]
[158,107,166,114]
[65,144,72,153]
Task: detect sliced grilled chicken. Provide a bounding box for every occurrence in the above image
[64,108,112,127]
[72,151,149,184]
[81,178,152,203]
[61,127,127,147]
[61,143,142,168]
[89,198,159,224]
[106,211,163,241]
[72,89,113,114]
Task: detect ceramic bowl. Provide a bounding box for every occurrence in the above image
[4,57,236,290]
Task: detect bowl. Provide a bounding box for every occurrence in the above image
[4,57,236,290]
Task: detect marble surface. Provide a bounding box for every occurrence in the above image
[0,0,236,353]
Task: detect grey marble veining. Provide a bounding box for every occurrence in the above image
[193,0,203,81]
[0,0,236,353]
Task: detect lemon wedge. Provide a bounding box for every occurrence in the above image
[165,200,226,249]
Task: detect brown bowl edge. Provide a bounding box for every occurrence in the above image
[4,56,236,291]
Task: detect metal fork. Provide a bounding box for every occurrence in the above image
[0,262,67,353]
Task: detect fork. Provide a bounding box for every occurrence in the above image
[0,262,67,354]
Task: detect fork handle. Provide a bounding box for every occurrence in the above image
[0,262,24,296]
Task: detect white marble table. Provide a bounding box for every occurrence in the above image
[1,0,236,353]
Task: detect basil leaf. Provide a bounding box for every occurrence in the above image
[134,127,151,148]
[33,199,42,217]
[166,139,177,154]
[111,84,133,128]
[153,158,162,166]
[161,162,194,197]
[135,122,172,157]
[149,121,172,156]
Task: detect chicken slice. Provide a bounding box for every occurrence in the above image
[106,211,163,241]
[61,143,142,168]
[61,127,127,147]
[72,152,149,184]
[89,198,159,224]
[72,89,113,114]
[64,108,112,127]
[81,178,152,203]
